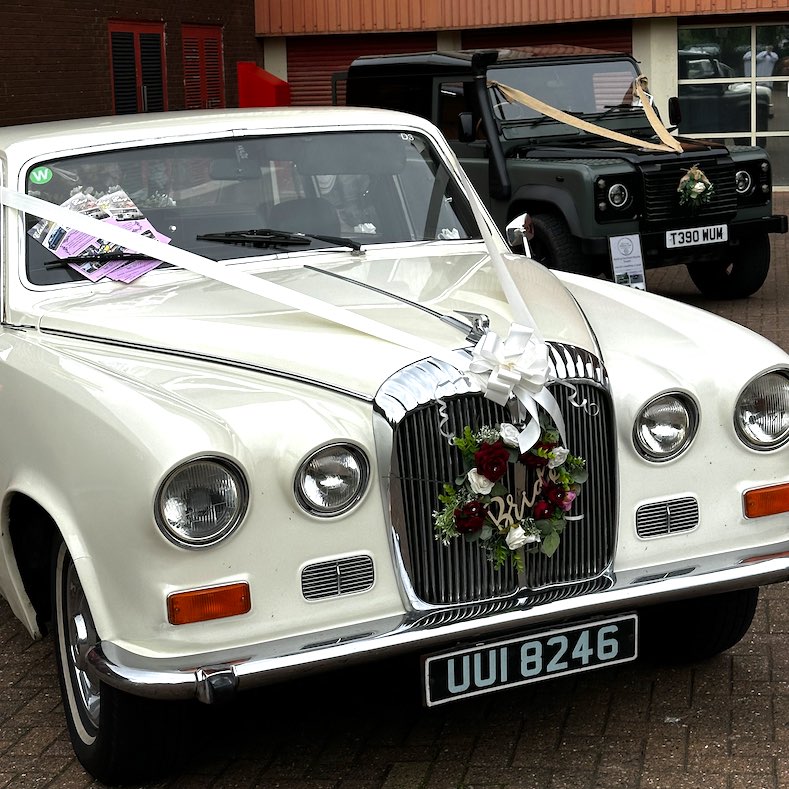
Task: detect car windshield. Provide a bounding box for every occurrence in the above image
[24,130,481,286]
[488,60,648,136]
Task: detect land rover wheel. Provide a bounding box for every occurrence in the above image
[639,587,758,663]
[687,235,770,298]
[52,537,174,784]
[528,213,591,275]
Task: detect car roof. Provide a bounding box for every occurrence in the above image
[348,45,627,73]
[0,106,435,162]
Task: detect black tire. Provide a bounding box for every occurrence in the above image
[52,537,176,785]
[528,212,593,275]
[687,234,770,299]
[639,587,759,664]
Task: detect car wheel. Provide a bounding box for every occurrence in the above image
[52,537,175,785]
[528,212,593,275]
[639,587,759,664]
[686,235,770,299]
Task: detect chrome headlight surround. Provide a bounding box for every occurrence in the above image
[155,457,248,548]
[735,370,789,450]
[295,443,370,517]
[633,392,699,462]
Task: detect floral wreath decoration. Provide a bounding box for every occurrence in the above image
[677,164,714,208]
[432,417,587,571]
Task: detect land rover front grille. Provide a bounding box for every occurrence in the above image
[375,344,617,608]
[641,159,737,224]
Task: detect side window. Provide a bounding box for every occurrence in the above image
[182,26,225,110]
[437,82,471,140]
[109,22,167,114]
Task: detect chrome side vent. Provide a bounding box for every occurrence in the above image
[301,555,375,600]
[636,497,699,538]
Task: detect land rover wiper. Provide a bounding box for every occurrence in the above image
[196,228,363,252]
[46,252,158,269]
[589,103,638,121]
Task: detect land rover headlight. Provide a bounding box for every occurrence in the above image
[735,169,753,195]
[156,458,248,547]
[608,183,630,208]
[735,372,789,449]
[295,443,369,516]
[634,394,698,461]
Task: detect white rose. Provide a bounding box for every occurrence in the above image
[467,468,495,495]
[548,446,570,468]
[498,423,521,449]
[692,181,706,195]
[505,525,540,550]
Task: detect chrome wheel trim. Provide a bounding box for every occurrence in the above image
[63,556,101,731]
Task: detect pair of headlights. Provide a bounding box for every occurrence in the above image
[156,372,789,548]
[635,371,789,460]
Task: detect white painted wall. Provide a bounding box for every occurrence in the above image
[632,18,679,124]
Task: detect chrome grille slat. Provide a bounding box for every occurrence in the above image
[378,343,616,607]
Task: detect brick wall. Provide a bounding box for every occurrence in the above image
[0,0,260,127]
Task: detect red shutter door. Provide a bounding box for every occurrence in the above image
[286,33,438,105]
[182,26,225,110]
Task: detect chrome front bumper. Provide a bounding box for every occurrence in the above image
[86,555,789,703]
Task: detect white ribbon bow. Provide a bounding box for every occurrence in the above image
[468,324,566,453]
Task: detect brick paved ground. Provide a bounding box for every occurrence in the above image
[1,196,789,788]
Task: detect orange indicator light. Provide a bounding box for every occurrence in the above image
[167,582,251,625]
[743,483,789,519]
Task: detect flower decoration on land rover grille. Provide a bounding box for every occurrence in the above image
[432,419,587,570]
[677,164,714,209]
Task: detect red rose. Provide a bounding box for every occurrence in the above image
[543,482,568,507]
[474,440,510,482]
[533,500,554,520]
[454,501,487,533]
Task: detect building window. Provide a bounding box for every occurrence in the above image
[182,26,225,110]
[677,23,789,185]
[109,21,167,114]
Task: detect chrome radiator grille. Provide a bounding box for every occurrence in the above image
[377,344,617,607]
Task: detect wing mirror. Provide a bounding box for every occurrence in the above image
[505,212,534,256]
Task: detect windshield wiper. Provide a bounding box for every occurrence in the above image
[46,252,158,269]
[196,228,312,248]
[589,103,638,121]
[196,228,364,252]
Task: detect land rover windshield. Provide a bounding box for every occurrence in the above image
[488,59,649,140]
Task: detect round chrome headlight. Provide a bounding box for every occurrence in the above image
[295,443,369,516]
[735,169,753,195]
[634,394,698,461]
[735,372,789,449]
[155,458,248,547]
[608,183,630,208]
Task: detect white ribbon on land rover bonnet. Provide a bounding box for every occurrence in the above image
[0,185,565,450]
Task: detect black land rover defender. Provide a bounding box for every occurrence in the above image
[337,47,787,298]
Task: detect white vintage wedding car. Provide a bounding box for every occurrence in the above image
[1,107,789,784]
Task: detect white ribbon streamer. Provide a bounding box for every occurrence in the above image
[2,186,568,450]
[467,323,566,451]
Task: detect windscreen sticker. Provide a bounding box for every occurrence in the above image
[28,166,53,186]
